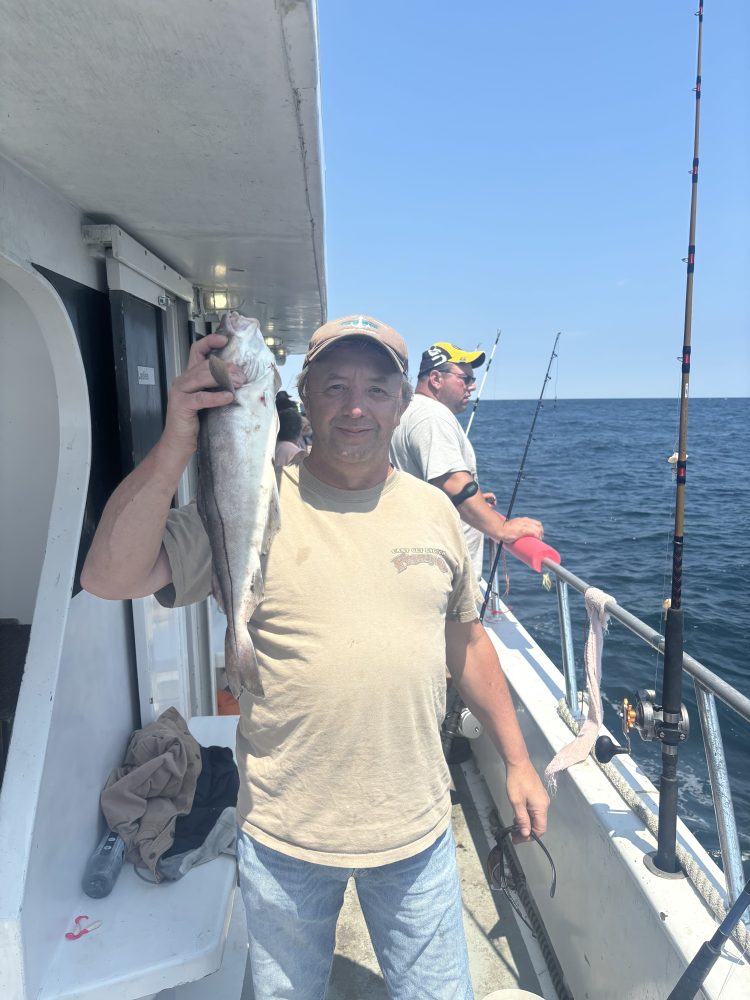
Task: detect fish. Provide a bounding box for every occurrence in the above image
[197,311,281,698]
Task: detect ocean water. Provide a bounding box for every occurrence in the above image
[465,397,749,873]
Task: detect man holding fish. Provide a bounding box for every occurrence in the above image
[82,313,549,1000]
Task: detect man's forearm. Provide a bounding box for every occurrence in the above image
[447,621,530,766]
[81,438,190,598]
[457,494,545,546]
[456,492,509,543]
[82,330,243,599]
[430,471,507,541]
[446,619,550,835]
[430,470,542,544]
[456,664,531,766]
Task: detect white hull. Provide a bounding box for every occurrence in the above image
[474,600,750,999]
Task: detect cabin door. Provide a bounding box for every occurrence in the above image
[107,288,213,723]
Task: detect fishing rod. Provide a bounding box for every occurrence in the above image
[619,2,704,877]
[442,332,560,759]
[479,332,560,621]
[622,0,703,877]
[667,874,750,999]
[465,328,502,438]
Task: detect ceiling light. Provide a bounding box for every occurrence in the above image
[202,289,242,313]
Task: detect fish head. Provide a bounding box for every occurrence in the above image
[215,311,280,387]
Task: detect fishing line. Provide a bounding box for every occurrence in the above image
[553,346,559,409]
[466,328,502,438]
[480,332,561,621]
[443,333,561,760]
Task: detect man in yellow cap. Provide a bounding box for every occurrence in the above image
[391,341,544,580]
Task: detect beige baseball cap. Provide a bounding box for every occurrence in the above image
[303,314,408,375]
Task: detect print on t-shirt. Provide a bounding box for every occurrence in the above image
[391,547,450,575]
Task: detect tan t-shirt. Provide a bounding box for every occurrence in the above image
[156,463,478,867]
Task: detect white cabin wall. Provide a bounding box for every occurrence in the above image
[0,280,59,623]
[0,252,92,1000]
[0,154,103,291]
[0,169,137,998]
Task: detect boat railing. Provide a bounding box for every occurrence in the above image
[486,541,749,910]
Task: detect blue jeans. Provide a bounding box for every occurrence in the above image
[237,825,474,1000]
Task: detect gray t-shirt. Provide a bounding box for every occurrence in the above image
[390,394,484,577]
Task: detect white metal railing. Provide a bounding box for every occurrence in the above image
[485,540,748,910]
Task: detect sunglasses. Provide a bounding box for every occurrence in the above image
[437,367,476,386]
[486,824,557,937]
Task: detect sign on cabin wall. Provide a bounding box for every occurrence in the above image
[109,290,168,472]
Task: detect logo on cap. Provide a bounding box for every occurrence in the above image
[339,316,380,333]
[425,345,451,367]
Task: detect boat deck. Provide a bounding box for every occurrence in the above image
[241,764,542,999]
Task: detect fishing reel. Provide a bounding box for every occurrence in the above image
[593,700,635,764]
[623,689,690,745]
[442,705,484,744]
[593,689,689,765]
[457,707,484,740]
[441,705,484,764]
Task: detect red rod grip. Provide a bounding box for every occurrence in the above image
[496,516,561,572]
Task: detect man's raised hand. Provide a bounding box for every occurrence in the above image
[162,333,246,456]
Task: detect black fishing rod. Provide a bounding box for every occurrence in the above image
[465,328,502,438]
[479,332,560,621]
[442,333,559,759]
[667,874,750,999]
[621,3,704,877]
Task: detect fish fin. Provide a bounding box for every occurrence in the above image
[224,622,265,699]
[250,564,265,600]
[211,568,226,615]
[262,489,281,555]
[208,355,236,395]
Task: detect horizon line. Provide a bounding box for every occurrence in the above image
[471,395,749,402]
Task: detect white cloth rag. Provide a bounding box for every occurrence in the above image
[545,586,614,792]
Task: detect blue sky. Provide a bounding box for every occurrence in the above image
[283,1,749,399]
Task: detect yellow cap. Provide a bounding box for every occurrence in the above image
[418,342,486,378]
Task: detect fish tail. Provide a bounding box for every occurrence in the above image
[224,620,265,699]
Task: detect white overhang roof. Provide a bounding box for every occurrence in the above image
[0,0,326,353]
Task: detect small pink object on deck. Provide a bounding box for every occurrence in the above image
[65,914,102,940]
